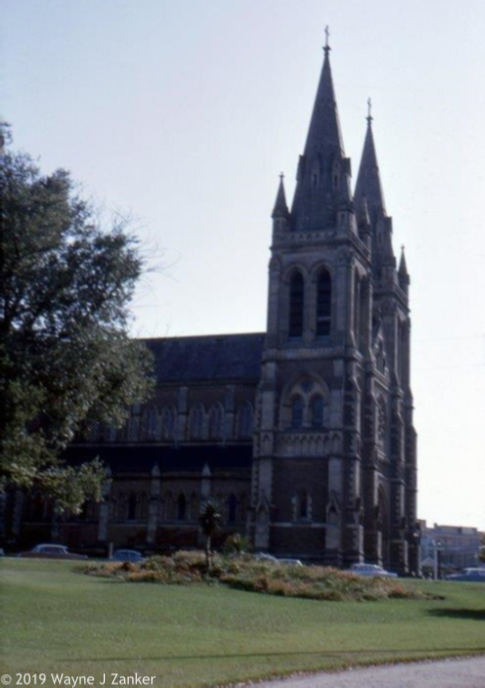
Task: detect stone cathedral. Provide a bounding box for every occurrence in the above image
[12,41,419,574]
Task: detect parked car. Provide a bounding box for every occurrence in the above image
[445,568,485,582]
[111,549,144,563]
[18,544,88,560]
[254,552,279,563]
[277,558,304,567]
[349,563,398,578]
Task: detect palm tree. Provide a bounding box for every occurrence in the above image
[199,500,222,570]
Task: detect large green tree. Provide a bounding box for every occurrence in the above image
[0,128,153,512]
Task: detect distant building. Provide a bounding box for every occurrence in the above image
[420,521,481,572]
[4,36,419,573]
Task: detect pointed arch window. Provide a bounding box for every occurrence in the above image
[89,422,100,443]
[144,406,160,440]
[116,493,127,520]
[138,493,148,521]
[163,492,173,521]
[128,416,140,442]
[106,425,117,443]
[300,492,309,519]
[30,492,46,521]
[188,493,198,521]
[128,493,137,521]
[237,402,254,439]
[177,493,187,521]
[316,269,332,337]
[289,271,304,338]
[161,405,177,441]
[189,404,205,440]
[208,403,224,441]
[291,396,304,429]
[311,395,324,428]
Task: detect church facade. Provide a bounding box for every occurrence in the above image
[10,41,419,574]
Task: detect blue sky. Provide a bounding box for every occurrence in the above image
[3,0,485,530]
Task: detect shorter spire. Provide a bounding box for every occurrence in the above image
[354,101,386,221]
[271,173,290,219]
[398,245,409,278]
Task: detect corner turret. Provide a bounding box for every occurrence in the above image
[398,246,410,295]
[271,173,290,233]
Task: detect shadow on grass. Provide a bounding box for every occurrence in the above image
[428,608,485,621]
[63,647,485,663]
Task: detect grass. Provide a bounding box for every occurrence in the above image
[1,558,484,688]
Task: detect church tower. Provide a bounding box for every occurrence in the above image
[250,34,419,573]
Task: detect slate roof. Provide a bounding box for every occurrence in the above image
[142,333,265,384]
[65,444,253,476]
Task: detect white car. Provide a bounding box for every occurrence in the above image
[18,544,88,560]
[277,558,304,567]
[254,552,279,563]
[254,553,303,566]
[349,563,397,578]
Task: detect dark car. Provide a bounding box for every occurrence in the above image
[445,568,485,582]
[111,549,144,563]
[18,544,88,560]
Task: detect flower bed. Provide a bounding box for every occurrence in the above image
[83,551,440,602]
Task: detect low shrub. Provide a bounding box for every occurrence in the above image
[83,551,438,602]
[222,533,251,555]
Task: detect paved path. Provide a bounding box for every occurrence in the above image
[251,656,485,688]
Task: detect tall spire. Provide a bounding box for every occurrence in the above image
[303,27,344,158]
[354,104,386,222]
[291,28,350,232]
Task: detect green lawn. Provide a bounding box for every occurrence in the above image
[1,559,484,688]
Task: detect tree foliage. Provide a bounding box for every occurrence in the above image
[0,128,153,511]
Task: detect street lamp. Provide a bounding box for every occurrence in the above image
[433,539,443,580]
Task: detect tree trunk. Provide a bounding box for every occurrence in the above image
[205,535,212,571]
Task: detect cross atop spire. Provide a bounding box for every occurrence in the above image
[367,97,373,124]
[324,25,331,54]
